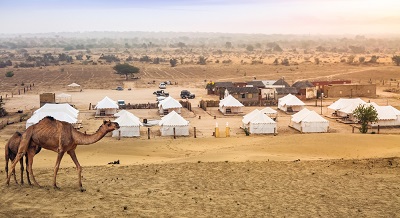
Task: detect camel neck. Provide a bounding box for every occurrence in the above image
[72,127,109,145]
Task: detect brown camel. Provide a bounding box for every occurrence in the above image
[6,116,119,191]
[5,131,41,185]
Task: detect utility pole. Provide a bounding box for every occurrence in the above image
[320,93,324,115]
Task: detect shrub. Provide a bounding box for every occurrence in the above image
[5,71,14,77]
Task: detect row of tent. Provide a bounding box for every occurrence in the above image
[94,96,183,116]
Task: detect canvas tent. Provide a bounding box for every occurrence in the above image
[219,95,244,115]
[291,108,329,133]
[328,98,366,118]
[242,110,277,134]
[26,112,77,129]
[112,111,143,137]
[278,94,305,113]
[158,96,182,115]
[95,96,119,116]
[56,93,72,103]
[27,103,79,128]
[260,107,278,120]
[67,83,81,91]
[159,111,189,136]
[367,103,400,127]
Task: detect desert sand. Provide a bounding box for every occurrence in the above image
[1,84,400,217]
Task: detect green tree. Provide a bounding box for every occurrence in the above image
[392,55,400,66]
[5,71,14,77]
[113,63,140,80]
[352,104,378,134]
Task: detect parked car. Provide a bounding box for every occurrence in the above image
[116,86,123,91]
[153,90,169,97]
[159,82,166,89]
[117,100,126,107]
[180,90,195,99]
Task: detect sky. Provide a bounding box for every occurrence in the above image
[1,0,400,35]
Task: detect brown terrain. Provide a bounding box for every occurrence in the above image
[1,45,400,217]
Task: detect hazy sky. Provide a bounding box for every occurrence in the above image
[1,0,400,35]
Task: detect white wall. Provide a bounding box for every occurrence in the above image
[160,125,189,136]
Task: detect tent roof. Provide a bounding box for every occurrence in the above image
[249,112,276,124]
[114,110,140,121]
[34,103,78,118]
[292,108,328,123]
[260,107,277,114]
[366,103,400,120]
[328,98,366,111]
[279,94,305,106]
[27,112,77,125]
[219,95,244,107]
[95,96,119,109]
[158,96,182,109]
[159,111,189,126]
[114,113,143,126]
[67,83,80,87]
[242,109,260,124]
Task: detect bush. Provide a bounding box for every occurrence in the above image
[5,71,14,77]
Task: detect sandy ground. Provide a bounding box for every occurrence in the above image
[1,87,400,217]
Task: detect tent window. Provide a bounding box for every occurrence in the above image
[226,108,232,114]
[100,110,106,116]
[241,94,246,98]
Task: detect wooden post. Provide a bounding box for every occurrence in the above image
[352,126,355,133]
[378,125,380,134]
[148,128,150,139]
[118,130,121,140]
[18,90,20,95]
[173,127,176,139]
[89,103,91,110]
[194,127,196,138]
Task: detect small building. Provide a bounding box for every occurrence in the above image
[246,81,266,89]
[112,111,142,137]
[323,84,376,98]
[67,83,81,92]
[213,82,235,98]
[159,111,189,136]
[39,93,55,107]
[95,96,119,117]
[219,95,244,115]
[292,80,317,100]
[242,109,277,134]
[275,87,299,99]
[370,104,400,127]
[311,80,351,93]
[291,108,329,133]
[225,87,259,103]
[278,94,305,113]
[158,96,182,115]
[56,93,72,103]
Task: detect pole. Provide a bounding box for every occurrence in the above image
[173,127,176,139]
[147,128,150,139]
[320,93,323,115]
[194,127,196,138]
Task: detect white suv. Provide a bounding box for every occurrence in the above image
[159,82,166,89]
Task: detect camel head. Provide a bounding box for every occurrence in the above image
[102,120,120,132]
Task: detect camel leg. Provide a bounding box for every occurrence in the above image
[53,152,65,189]
[25,154,32,185]
[26,148,40,187]
[68,150,85,191]
[6,152,24,186]
[12,168,18,185]
[19,157,24,185]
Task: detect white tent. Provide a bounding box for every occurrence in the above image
[112,112,143,137]
[291,108,329,133]
[159,111,189,136]
[67,83,81,91]
[328,98,366,117]
[242,110,277,134]
[158,96,182,115]
[260,107,278,120]
[114,110,140,121]
[26,112,77,129]
[278,94,305,113]
[95,96,119,116]
[369,104,400,127]
[35,103,78,119]
[219,95,244,115]
[56,93,72,103]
